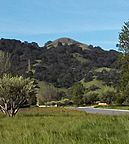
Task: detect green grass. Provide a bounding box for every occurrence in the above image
[80,78,116,97]
[73,53,88,64]
[81,78,104,88]
[95,67,111,72]
[95,105,129,110]
[0,107,129,144]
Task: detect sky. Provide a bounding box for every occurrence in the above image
[0,0,129,50]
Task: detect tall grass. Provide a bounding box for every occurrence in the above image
[0,107,129,144]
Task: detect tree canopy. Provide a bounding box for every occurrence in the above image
[118,20,129,104]
[118,21,129,54]
[0,75,38,117]
[69,82,85,106]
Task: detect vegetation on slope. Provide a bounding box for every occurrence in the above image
[0,37,119,88]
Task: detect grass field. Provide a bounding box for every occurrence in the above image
[0,107,129,144]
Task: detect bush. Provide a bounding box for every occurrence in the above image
[99,86,116,104]
[0,74,38,117]
[84,71,94,82]
[119,82,129,105]
[45,99,73,107]
[83,92,99,105]
[69,82,85,106]
[58,99,73,106]
[115,91,125,105]
[88,85,100,91]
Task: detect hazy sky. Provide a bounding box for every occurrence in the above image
[0,0,129,50]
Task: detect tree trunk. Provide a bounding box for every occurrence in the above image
[9,107,14,117]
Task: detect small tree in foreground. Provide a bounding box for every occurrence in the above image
[0,75,38,117]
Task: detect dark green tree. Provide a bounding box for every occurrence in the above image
[118,21,129,90]
[83,92,99,105]
[99,87,116,104]
[118,21,129,54]
[117,20,129,104]
[69,82,85,106]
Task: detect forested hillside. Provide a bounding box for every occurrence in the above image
[0,37,120,88]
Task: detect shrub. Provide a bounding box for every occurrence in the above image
[83,92,99,104]
[99,86,116,104]
[0,74,38,117]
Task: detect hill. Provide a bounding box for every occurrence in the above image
[45,37,89,50]
[51,37,82,46]
[0,37,120,88]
